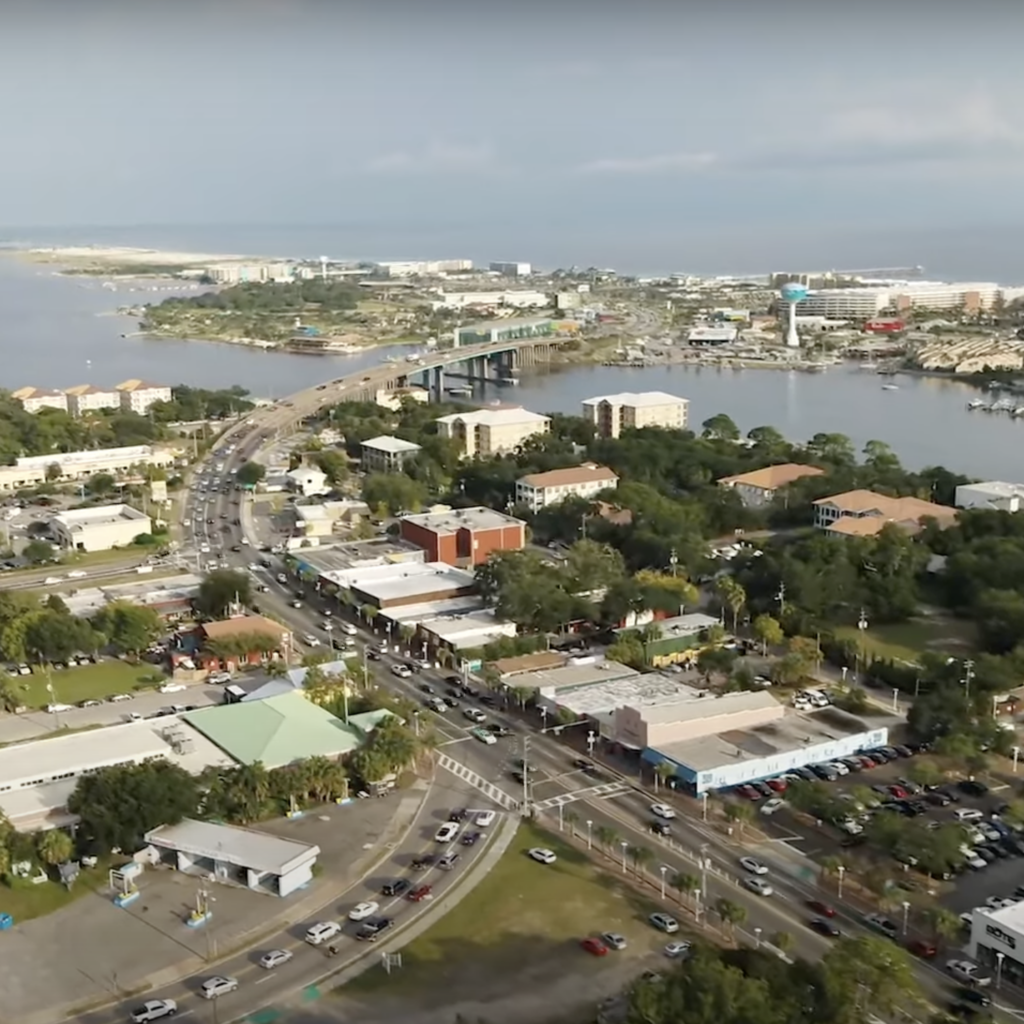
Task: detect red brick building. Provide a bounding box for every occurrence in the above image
[399,507,526,567]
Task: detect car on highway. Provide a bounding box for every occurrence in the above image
[464,707,486,723]
[461,830,482,847]
[381,879,411,897]
[475,810,496,827]
[356,916,395,941]
[340,622,358,636]
[650,803,676,819]
[807,899,836,917]
[439,851,460,870]
[740,856,768,875]
[864,913,899,939]
[810,918,841,938]
[435,822,459,843]
[259,949,294,969]
[471,727,497,744]
[649,912,679,934]
[305,921,342,945]
[130,1000,178,1022]
[391,664,412,679]
[581,936,609,956]
[947,960,991,986]
[744,877,773,897]
[408,884,432,901]
[529,847,557,865]
[303,634,321,647]
[411,854,435,871]
[601,932,627,950]
[348,901,380,925]
[664,940,693,959]
[650,820,671,836]
[200,976,239,1000]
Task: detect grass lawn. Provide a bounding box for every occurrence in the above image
[12,660,165,709]
[343,822,660,1000]
[834,617,976,666]
[0,863,109,923]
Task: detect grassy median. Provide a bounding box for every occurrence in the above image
[13,660,164,708]
[343,821,660,1000]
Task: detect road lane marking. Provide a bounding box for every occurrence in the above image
[436,753,518,810]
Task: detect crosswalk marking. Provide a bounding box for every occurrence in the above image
[436,753,519,810]
[532,781,629,811]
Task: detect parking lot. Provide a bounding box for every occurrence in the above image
[724,740,1024,919]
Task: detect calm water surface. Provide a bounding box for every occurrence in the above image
[0,255,1021,480]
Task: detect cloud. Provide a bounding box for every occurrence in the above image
[575,151,717,175]
[364,141,496,174]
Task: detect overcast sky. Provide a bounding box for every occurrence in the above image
[1,0,1022,269]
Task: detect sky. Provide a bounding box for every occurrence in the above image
[2,0,1024,273]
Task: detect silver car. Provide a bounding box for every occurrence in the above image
[200,976,239,999]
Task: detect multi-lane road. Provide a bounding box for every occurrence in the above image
[160,365,1016,1023]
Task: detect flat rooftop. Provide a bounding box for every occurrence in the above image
[145,818,319,875]
[400,506,526,535]
[345,562,477,603]
[361,435,422,454]
[0,718,232,792]
[634,689,780,725]
[55,504,149,529]
[435,407,549,428]
[417,608,515,648]
[582,391,688,408]
[378,595,488,625]
[555,674,707,718]
[617,612,718,639]
[654,708,878,772]
[526,661,640,695]
[291,539,426,575]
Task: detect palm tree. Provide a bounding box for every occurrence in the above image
[716,897,746,933]
[724,801,754,835]
[595,825,618,852]
[924,904,963,946]
[0,675,21,713]
[38,829,73,866]
[671,871,699,905]
[653,762,675,793]
[361,605,378,628]
[772,930,794,953]
[716,577,746,633]
[631,845,655,877]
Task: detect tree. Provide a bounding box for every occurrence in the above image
[87,472,116,496]
[0,673,21,712]
[23,539,55,565]
[907,757,945,789]
[923,904,964,946]
[361,472,427,515]
[697,646,737,681]
[771,930,793,953]
[68,760,200,853]
[313,449,349,486]
[92,601,161,655]
[724,801,754,834]
[37,829,73,866]
[716,897,746,931]
[195,569,252,619]
[820,935,921,1021]
[752,613,783,655]
[702,414,740,442]
[235,460,266,488]
[24,609,99,663]
[716,576,746,632]
[631,844,655,876]
[594,824,618,851]
[606,636,645,668]
[671,871,699,904]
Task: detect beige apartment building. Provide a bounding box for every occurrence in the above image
[582,391,689,439]
[11,387,68,414]
[64,384,120,417]
[717,463,825,507]
[116,380,173,414]
[812,489,958,537]
[515,463,619,512]
[435,407,550,457]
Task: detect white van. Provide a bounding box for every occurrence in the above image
[305,921,342,945]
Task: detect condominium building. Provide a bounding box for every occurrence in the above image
[376,260,473,278]
[515,463,619,512]
[792,289,890,319]
[431,290,548,311]
[489,262,532,277]
[436,407,550,457]
[63,384,121,417]
[11,387,68,414]
[360,435,422,474]
[582,392,689,439]
[116,379,173,414]
[812,489,957,537]
[717,463,825,508]
[792,281,1001,320]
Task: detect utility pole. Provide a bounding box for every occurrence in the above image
[521,735,532,818]
[776,582,786,617]
[963,658,975,701]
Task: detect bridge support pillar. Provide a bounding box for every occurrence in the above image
[431,366,445,401]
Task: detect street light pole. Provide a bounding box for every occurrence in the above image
[901,900,910,936]
[997,951,1005,989]
[754,926,762,948]
[620,840,628,873]
[586,819,593,850]
[701,792,708,822]
[836,865,845,900]
[659,865,668,900]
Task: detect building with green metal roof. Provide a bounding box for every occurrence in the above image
[183,693,365,768]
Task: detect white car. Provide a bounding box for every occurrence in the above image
[67,569,87,579]
[340,622,358,636]
[200,976,238,999]
[303,635,321,647]
[258,948,293,969]
[391,664,412,679]
[463,708,486,723]
[130,1000,178,1023]
[760,798,784,816]
[528,847,557,865]
[956,809,984,823]
[744,877,774,897]
[435,822,459,843]
[305,921,342,945]
[601,932,627,950]
[740,856,768,875]
[348,900,380,922]
[46,703,73,714]
[109,692,132,702]
[664,940,692,959]
[474,810,496,828]
[43,576,63,585]
[159,683,186,694]
[947,960,991,986]
[650,803,676,820]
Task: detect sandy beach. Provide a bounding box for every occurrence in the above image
[20,245,265,267]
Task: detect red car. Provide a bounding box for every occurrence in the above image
[888,785,908,799]
[857,756,877,769]
[581,937,609,957]
[408,885,432,902]
[906,939,937,958]
[737,785,761,800]
[807,899,836,917]
[766,778,788,793]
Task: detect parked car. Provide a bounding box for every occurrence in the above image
[528,848,557,865]
[649,912,679,933]
[581,937,609,957]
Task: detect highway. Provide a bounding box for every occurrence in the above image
[151,361,1016,1023]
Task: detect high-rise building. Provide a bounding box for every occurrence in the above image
[581,392,689,439]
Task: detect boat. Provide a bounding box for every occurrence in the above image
[967,399,986,410]
[881,384,899,391]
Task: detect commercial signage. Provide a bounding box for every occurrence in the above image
[986,924,1017,950]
